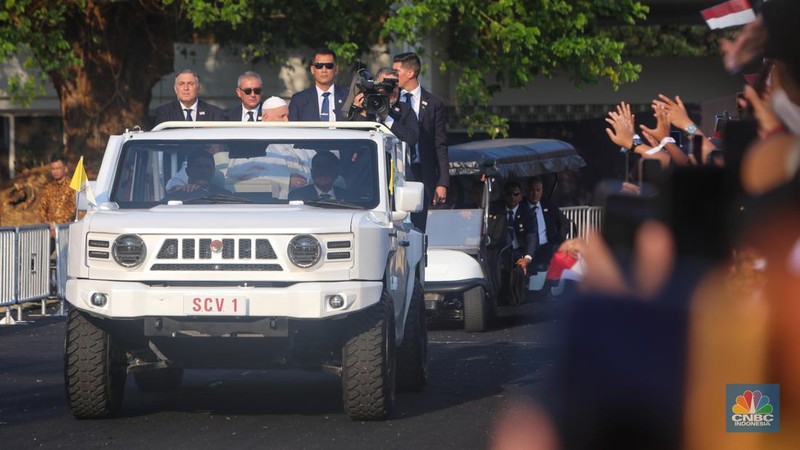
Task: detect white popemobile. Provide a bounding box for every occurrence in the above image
[64,122,427,421]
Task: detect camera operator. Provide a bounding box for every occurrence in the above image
[349,67,419,149]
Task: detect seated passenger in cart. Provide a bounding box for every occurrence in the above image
[486,181,537,306]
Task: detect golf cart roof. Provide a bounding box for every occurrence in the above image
[448,138,586,178]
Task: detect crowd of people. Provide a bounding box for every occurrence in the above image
[489,0,800,448]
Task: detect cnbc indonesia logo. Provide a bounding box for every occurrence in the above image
[732,390,773,425]
[728,385,779,432]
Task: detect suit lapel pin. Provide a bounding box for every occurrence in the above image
[199,111,206,116]
[421,100,428,107]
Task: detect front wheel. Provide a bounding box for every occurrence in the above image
[64,309,127,419]
[342,290,396,420]
[397,279,427,392]
[463,286,489,332]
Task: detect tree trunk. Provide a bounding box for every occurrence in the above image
[47,2,178,168]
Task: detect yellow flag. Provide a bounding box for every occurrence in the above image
[69,156,87,192]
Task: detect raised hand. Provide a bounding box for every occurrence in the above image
[653,94,696,133]
[640,103,670,143]
[605,102,636,148]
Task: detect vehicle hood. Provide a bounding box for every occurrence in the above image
[83,204,363,234]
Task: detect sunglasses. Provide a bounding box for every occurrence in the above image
[239,87,262,95]
[313,62,335,70]
[506,192,521,197]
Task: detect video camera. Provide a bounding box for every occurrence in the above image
[342,68,398,119]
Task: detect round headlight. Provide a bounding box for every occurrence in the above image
[112,234,146,268]
[288,235,321,268]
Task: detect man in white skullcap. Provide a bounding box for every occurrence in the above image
[262,96,290,122]
[226,96,313,196]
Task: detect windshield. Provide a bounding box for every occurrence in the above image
[110,139,379,209]
[427,209,483,251]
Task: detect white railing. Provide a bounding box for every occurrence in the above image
[561,206,604,242]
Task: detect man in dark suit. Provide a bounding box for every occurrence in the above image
[153,69,226,126]
[524,176,568,270]
[348,67,419,147]
[486,181,538,305]
[392,52,449,231]
[288,48,349,122]
[225,71,263,122]
[288,152,352,202]
[344,67,419,197]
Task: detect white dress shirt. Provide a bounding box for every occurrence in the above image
[181,100,199,121]
[530,201,548,245]
[315,86,336,122]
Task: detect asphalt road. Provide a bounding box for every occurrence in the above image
[0,302,563,450]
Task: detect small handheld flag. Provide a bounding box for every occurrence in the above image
[701,0,756,30]
[69,156,97,206]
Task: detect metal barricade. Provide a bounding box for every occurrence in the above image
[16,224,50,305]
[1,223,64,325]
[561,206,604,242]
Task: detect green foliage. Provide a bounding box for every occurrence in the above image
[384,0,649,136]
[2,0,658,140]
[603,25,731,58]
[1,1,84,105]
[198,1,392,68]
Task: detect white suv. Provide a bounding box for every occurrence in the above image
[64,122,427,421]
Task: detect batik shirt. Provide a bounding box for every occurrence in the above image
[39,177,76,224]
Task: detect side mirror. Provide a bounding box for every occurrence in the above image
[394,181,424,214]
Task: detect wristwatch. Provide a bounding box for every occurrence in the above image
[684,123,698,136]
[629,135,643,152]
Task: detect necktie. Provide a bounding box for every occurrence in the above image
[247,111,254,122]
[184,108,193,121]
[319,193,331,200]
[507,210,515,244]
[403,92,419,162]
[320,92,331,121]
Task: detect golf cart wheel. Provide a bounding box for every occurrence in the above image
[463,286,488,332]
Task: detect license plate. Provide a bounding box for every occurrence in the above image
[183,296,248,316]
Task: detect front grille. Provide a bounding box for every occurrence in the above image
[156,238,278,269]
[151,263,282,271]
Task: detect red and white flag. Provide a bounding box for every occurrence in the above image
[701,0,756,30]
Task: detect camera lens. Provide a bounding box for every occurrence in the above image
[365,94,388,115]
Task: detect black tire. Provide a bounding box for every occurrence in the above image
[342,289,396,421]
[134,367,184,392]
[397,279,427,392]
[463,286,488,332]
[64,309,127,419]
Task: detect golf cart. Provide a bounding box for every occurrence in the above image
[424,138,586,331]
